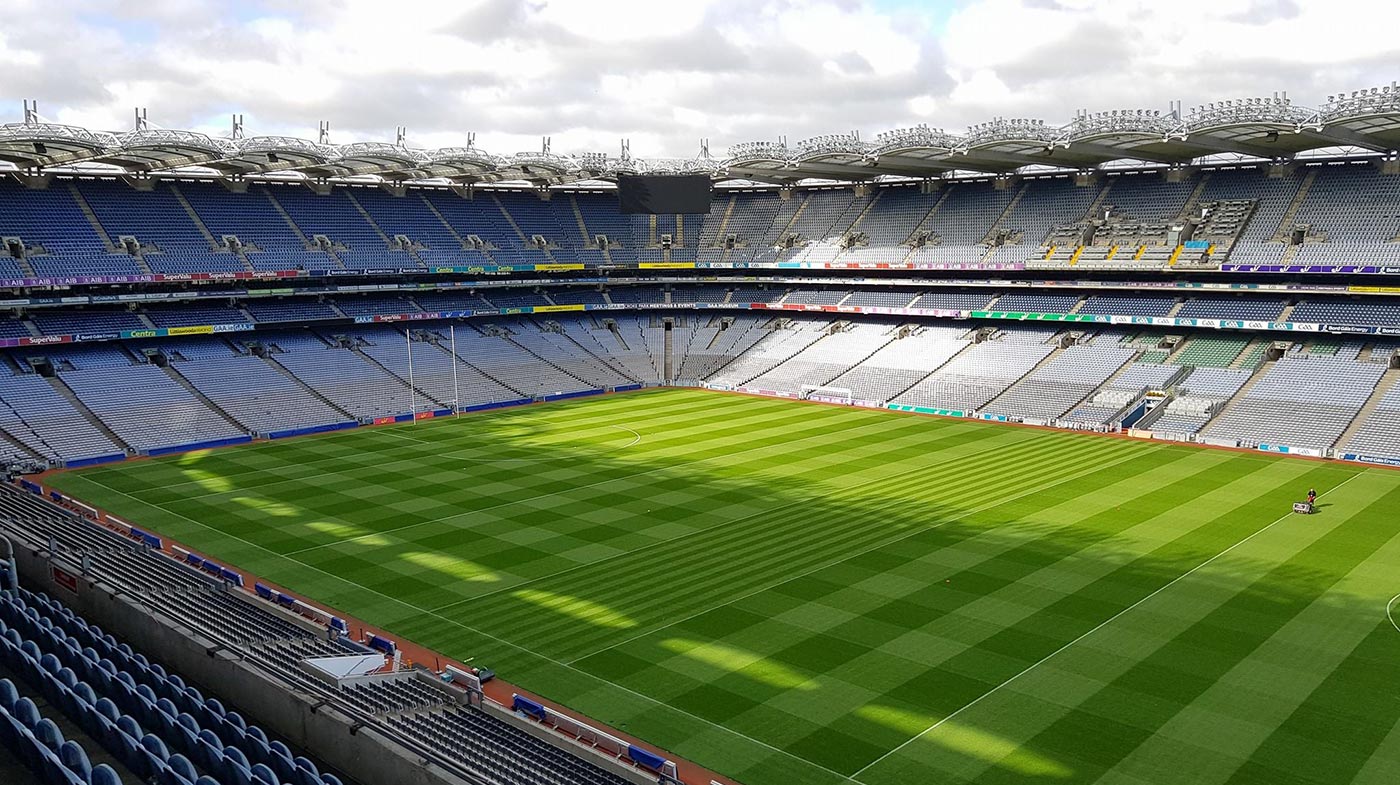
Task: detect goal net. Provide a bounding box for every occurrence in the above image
[801,385,854,404]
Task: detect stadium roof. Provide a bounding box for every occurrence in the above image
[2,84,1398,187]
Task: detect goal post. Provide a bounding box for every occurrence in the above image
[801,385,854,404]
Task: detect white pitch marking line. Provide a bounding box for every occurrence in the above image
[1387,593,1400,635]
[847,471,1367,782]
[610,424,642,449]
[376,428,434,445]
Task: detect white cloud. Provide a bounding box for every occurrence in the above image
[533,0,713,40]
[771,2,923,76]
[907,95,938,117]
[1,0,1397,157]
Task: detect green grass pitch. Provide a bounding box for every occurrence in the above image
[45,388,1400,785]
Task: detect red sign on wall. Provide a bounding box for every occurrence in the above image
[51,566,79,594]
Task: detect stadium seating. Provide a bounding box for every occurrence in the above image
[4,164,1400,462]
[823,325,971,402]
[1176,297,1287,321]
[270,188,413,271]
[165,346,351,435]
[350,189,470,267]
[0,673,127,785]
[480,321,638,390]
[87,284,1378,332]
[1060,362,1186,425]
[331,296,420,318]
[3,162,1400,278]
[705,320,832,388]
[1189,168,1302,265]
[0,179,137,277]
[842,289,917,308]
[604,284,663,303]
[1170,336,1250,367]
[17,298,1400,459]
[30,311,146,337]
[244,300,341,324]
[740,322,895,395]
[0,485,640,785]
[75,180,241,275]
[782,289,849,306]
[982,344,1137,420]
[1077,294,1177,317]
[145,305,251,329]
[1291,299,1400,327]
[0,560,341,785]
[1202,357,1384,449]
[1290,164,1400,266]
[578,316,664,381]
[673,316,771,384]
[56,362,245,453]
[891,339,1055,412]
[990,293,1081,313]
[259,332,415,420]
[177,182,334,272]
[1341,378,1400,458]
[1147,367,1254,435]
[410,292,494,312]
[910,291,995,310]
[0,374,124,463]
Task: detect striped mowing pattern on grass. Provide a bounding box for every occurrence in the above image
[46,389,1400,785]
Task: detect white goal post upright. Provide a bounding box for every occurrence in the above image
[406,328,416,423]
[801,384,854,404]
[450,324,460,417]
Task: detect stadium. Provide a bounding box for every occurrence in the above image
[1,7,1400,784]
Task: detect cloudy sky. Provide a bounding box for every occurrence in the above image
[1,0,1397,159]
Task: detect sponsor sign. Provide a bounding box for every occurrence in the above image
[1341,452,1400,467]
